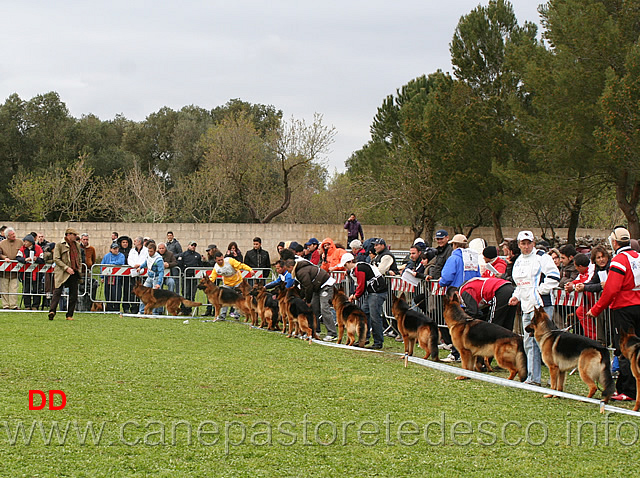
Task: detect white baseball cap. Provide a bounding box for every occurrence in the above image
[517,231,535,242]
[338,253,355,268]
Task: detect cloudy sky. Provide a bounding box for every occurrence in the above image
[0,1,542,171]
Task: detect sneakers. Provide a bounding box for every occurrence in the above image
[366,344,383,350]
[229,312,240,319]
[395,335,404,342]
[438,343,453,350]
[441,353,460,363]
[323,335,337,342]
[214,316,226,322]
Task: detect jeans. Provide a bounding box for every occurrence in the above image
[311,286,336,336]
[362,291,386,347]
[522,305,554,384]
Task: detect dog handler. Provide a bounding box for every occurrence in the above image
[508,230,560,386]
[587,226,640,400]
[209,251,253,320]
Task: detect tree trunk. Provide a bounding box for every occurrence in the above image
[616,172,640,239]
[491,210,503,246]
[566,191,584,245]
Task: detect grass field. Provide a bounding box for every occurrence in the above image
[1,311,639,477]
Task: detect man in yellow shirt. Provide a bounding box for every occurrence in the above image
[209,251,253,320]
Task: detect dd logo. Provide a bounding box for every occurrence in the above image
[29,390,67,410]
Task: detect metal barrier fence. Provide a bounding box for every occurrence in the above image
[88,265,274,314]
[0,261,89,310]
[332,272,615,347]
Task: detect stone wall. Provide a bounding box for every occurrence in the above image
[8,222,611,261]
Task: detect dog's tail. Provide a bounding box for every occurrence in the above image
[599,349,616,402]
[181,299,202,307]
[516,338,528,382]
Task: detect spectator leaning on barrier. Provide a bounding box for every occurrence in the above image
[156,242,178,292]
[244,237,270,271]
[587,226,640,401]
[48,228,83,321]
[426,230,452,280]
[304,238,321,265]
[178,242,202,304]
[349,239,368,263]
[101,242,125,312]
[0,227,21,309]
[558,244,578,289]
[508,230,560,386]
[320,238,347,273]
[16,235,45,310]
[371,238,398,276]
[166,231,183,256]
[576,245,610,295]
[344,213,364,246]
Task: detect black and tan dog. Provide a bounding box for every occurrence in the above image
[443,289,527,381]
[132,278,201,316]
[250,284,280,331]
[619,328,640,411]
[525,307,615,404]
[392,294,439,366]
[197,276,252,320]
[332,287,367,347]
[275,284,316,340]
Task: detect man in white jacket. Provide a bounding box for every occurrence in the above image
[508,230,561,386]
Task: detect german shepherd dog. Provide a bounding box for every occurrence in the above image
[197,276,252,320]
[132,278,202,316]
[619,328,640,411]
[237,279,259,325]
[250,284,280,330]
[443,289,527,381]
[392,294,439,366]
[525,307,615,403]
[275,284,316,340]
[332,287,367,347]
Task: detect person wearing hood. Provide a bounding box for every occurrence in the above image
[319,238,347,273]
[16,234,44,310]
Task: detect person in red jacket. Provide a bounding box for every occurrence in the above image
[459,276,516,331]
[587,226,640,401]
[481,246,507,278]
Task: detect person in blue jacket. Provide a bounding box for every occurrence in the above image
[439,234,481,289]
[438,233,481,362]
[101,242,126,312]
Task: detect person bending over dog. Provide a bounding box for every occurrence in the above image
[209,251,253,321]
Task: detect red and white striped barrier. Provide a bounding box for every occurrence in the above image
[331,271,347,283]
[0,262,55,273]
[390,277,415,293]
[552,289,583,307]
[100,266,148,276]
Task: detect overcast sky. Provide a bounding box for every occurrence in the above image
[0,1,542,172]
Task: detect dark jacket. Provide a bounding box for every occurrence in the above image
[293,259,332,303]
[344,219,364,240]
[166,238,183,256]
[428,243,452,280]
[177,249,202,272]
[583,260,611,293]
[244,248,271,270]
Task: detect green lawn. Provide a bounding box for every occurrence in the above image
[0,312,638,477]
